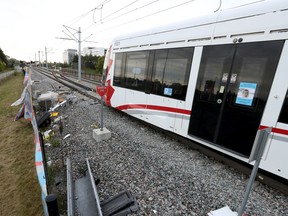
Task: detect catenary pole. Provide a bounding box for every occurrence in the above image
[38,50,41,67]
[45,46,48,70]
[78,27,81,81]
[58,25,95,81]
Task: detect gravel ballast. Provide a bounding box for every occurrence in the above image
[31,71,288,216]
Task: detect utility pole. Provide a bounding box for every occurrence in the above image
[45,46,48,70]
[57,25,94,82]
[38,50,41,67]
[78,27,81,81]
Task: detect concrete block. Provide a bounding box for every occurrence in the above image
[93,127,111,142]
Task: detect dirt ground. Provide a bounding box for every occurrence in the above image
[0,74,43,216]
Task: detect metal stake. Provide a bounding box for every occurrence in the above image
[100,96,103,131]
[238,128,271,216]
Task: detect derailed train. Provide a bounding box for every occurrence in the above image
[102,0,288,180]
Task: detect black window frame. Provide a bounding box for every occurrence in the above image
[278,90,288,124]
[113,47,194,101]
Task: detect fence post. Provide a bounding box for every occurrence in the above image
[46,194,59,216]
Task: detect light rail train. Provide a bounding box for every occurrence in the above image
[103,0,288,180]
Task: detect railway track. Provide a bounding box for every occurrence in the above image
[31,67,102,101]
[31,66,288,195]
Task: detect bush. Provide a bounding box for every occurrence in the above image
[0,61,6,72]
[96,56,104,74]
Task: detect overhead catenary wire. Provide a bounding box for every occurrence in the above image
[56,0,114,48]
[65,0,197,40]
[64,0,113,26]
[50,0,114,62]
[57,0,200,54]
[90,0,197,34]
[63,25,79,41]
[214,0,222,12]
[91,0,160,27]
[93,0,140,24]
[82,0,158,32]
[92,4,104,24]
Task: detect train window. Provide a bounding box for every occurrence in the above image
[151,47,194,100]
[151,50,167,95]
[123,51,149,91]
[197,45,234,103]
[278,90,288,124]
[198,57,227,102]
[229,41,283,110]
[113,53,124,86]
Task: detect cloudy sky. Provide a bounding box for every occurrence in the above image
[0,0,259,63]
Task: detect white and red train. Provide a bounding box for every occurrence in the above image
[103,0,288,180]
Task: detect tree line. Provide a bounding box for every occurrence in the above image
[71,54,105,74]
[0,48,8,72]
[0,47,105,74]
[0,48,20,72]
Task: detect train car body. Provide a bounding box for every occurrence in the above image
[103,0,288,180]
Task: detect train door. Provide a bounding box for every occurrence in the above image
[188,41,284,156]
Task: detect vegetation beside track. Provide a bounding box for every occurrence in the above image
[0,73,43,216]
[0,67,15,74]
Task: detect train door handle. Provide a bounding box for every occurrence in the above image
[217,99,222,104]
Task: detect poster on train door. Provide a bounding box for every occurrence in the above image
[235,82,257,106]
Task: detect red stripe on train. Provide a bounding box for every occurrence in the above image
[259,125,288,135]
[114,107,288,135]
[116,104,191,115]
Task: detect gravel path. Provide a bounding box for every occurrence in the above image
[32,71,288,216]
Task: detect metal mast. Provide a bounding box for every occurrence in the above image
[78,27,81,81]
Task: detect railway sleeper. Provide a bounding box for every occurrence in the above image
[67,158,139,216]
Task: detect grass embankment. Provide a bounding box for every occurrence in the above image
[0,73,43,216]
[0,67,15,74]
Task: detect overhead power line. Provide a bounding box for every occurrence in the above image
[92,0,160,26]
[59,0,197,48]
[93,0,140,24]
[91,0,196,34]
[65,0,113,26]
[82,0,160,34]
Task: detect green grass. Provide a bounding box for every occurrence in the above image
[50,138,61,148]
[83,67,98,74]
[0,73,22,116]
[62,67,100,74]
[0,73,44,216]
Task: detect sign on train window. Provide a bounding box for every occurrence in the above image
[221,73,228,82]
[235,82,257,106]
[164,87,173,96]
[230,74,237,83]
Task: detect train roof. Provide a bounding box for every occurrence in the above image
[112,0,288,50]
